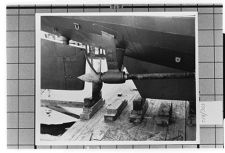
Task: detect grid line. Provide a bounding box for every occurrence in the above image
[213,5,216,101]
[17,6,19,149]
[34,5,37,149]
[6,4,223,9]
[213,5,217,148]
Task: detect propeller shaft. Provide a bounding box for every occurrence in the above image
[78,71,195,84]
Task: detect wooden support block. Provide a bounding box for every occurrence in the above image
[131,109,145,115]
[154,103,172,126]
[80,98,105,120]
[129,100,148,124]
[83,98,103,114]
[41,99,83,108]
[158,103,171,116]
[106,99,127,114]
[104,99,128,122]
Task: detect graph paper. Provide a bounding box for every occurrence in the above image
[6,4,223,149]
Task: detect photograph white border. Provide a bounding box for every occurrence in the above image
[35,12,199,146]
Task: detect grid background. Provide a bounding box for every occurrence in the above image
[6,4,224,149]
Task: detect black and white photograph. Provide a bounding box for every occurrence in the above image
[35,12,199,145]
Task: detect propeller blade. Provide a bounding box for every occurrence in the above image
[78,73,100,83]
